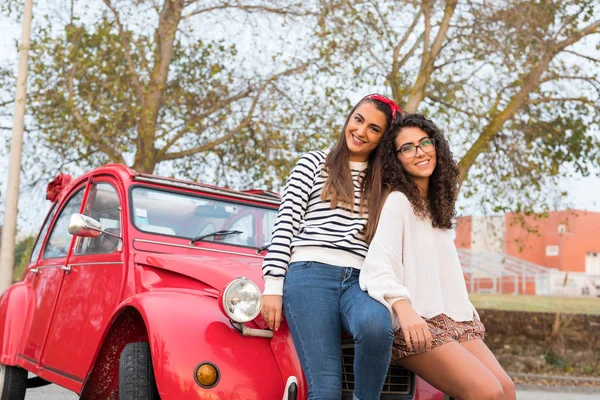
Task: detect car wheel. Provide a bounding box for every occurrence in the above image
[0,363,27,400]
[119,342,160,400]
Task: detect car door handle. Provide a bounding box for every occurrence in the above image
[61,265,72,274]
[31,268,40,274]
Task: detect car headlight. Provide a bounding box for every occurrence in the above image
[219,278,262,323]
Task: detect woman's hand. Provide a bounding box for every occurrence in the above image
[392,299,432,353]
[261,295,283,331]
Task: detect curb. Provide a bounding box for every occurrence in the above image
[509,373,600,384]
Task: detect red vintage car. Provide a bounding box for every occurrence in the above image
[0,164,445,399]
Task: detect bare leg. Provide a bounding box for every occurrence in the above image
[460,339,516,400]
[396,341,504,400]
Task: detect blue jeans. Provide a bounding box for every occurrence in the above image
[283,261,393,400]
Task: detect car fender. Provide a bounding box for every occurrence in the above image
[0,283,33,365]
[121,290,285,400]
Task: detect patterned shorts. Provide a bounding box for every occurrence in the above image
[391,314,485,363]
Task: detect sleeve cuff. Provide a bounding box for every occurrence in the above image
[263,278,284,296]
[385,296,410,309]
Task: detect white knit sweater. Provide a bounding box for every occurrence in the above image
[359,191,478,330]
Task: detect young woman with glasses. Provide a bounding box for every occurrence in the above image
[261,94,401,400]
[360,113,516,400]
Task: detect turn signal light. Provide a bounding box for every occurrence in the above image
[195,362,219,388]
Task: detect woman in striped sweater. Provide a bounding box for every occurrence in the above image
[261,94,400,400]
[360,113,515,400]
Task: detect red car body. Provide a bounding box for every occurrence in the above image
[0,164,444,399]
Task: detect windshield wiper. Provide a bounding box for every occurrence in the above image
[255,243,270,254]
[189,230,243,245]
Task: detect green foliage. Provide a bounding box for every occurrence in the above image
[544,351,570,370]
[3,0,600,214]
[22,0,334,191]
[312,0,600,213]
[13,235,35,281]
[0,226,34,281]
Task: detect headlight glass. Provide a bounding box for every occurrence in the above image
[222,278,261,322]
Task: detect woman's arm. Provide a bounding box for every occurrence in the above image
[261,152,320,295]
[360,192,412,309]
[261,152,321,330]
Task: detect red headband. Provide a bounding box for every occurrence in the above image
[361,94,402,120]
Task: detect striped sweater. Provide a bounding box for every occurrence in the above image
[262,150,371,296]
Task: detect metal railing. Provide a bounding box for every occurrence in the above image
[457,249,557,295]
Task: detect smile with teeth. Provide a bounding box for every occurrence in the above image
[351,134,366,144]
[415,159,430,167]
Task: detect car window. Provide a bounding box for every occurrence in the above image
[131,186,278,248]
[226,214,255,247]
[262,209,277,245]
[74,183,121,255]
[43,189,85,259]
[29,203,58,264]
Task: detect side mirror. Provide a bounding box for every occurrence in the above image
[68,214,102,237]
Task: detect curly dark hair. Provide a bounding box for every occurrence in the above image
[378,113,459,230]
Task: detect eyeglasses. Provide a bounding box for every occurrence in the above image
[395,138,435,159]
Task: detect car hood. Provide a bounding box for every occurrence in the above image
[134,251,265,292]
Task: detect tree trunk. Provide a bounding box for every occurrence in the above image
[132,156,158,174]
[133,0,185,175]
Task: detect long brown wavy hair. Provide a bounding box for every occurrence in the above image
[366,113,459,237]
[321,97,395,241]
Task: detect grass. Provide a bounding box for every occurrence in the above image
[469,294,600,315]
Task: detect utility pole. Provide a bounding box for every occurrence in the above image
[0,0,34,293]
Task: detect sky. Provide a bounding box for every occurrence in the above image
[1,4,599,236]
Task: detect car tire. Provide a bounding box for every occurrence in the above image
[0,363,27,400]
[119,342,160,400]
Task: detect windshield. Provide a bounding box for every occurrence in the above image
[131,186,278,248]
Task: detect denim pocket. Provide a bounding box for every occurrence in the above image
[288,261,313,271]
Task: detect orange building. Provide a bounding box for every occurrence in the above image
[455,210,600,274]
[455,210,600,295]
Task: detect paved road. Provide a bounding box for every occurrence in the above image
[25,384,78,399]
[23,386,600,399]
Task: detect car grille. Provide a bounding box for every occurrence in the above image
[341,340,414,400]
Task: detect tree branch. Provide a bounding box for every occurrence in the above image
[458,19,600,183]
[182,2,319,19]
[103,0,146,108]
[555,19,600,51]
[556,3,589,40]
[393,7,423,57]
[541,74,600,86]
[158,59,315,158]
[429,0,458,60]
[404,0,458,112]
[527,97,600,111]
[563,49,600,64]
[368,0,395,45]
[434,55,478,70]
[134,0,185,171]
[397,33,424,70]
[66,66,125,164]
[160,92,263,161]
[425,95,481,118]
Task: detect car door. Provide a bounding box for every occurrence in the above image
[41,179,126,382]
[21,187,86,365]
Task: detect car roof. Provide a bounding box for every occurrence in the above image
[50,164,281,206]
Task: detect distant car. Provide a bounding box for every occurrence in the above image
[0,164,444,399]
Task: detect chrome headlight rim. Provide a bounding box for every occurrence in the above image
[221,277,262,323]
